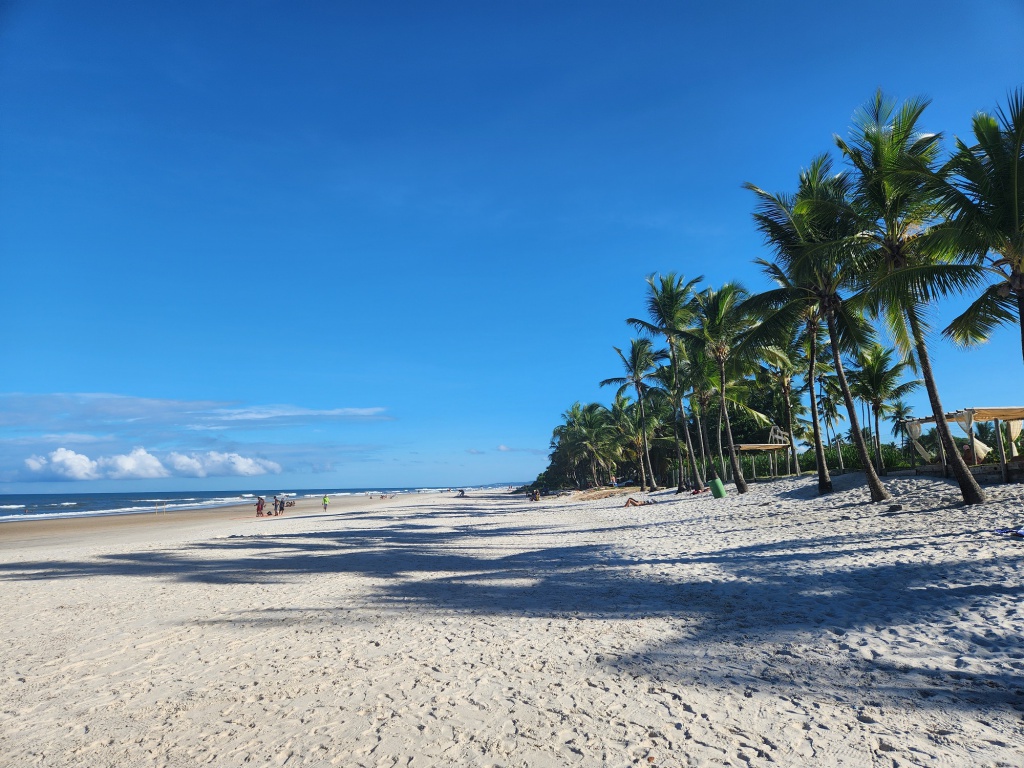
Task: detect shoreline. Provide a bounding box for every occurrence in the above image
[0,492,444,551]
[0,487,477,529]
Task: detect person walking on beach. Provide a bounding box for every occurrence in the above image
[272,496,279,515]
[322,495,330,512]
[255,497,265,516]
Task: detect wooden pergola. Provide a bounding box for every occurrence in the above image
[903,407,1024,484]
[736,426,792,479]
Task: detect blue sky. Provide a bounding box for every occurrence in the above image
[2,1,1022,492]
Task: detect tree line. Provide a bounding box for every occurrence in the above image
[532,89,1024,506]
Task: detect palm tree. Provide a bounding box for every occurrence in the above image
[551,402,615,488]
[627,273,707,492]
[847,344,921,473]
[837,91,987,504]
[888,399,915,461]
[680,344,720,482]
[757,330,806,476]
[745,156,890,501]
[608,393,655,489]
[683,283,758,493]
[937,88,1024,363]
[600,339,666,492]
[814,366,847,470]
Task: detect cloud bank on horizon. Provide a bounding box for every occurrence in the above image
[2,392,385,483]
[25,447,281,481]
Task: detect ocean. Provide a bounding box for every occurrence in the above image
[0,483,520,523]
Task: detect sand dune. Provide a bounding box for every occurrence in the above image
[1,476,1023,766]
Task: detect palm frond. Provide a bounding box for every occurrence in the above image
[942,283,1020,347]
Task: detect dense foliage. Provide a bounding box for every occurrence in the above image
[531,89,1024,504]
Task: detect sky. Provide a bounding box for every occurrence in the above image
[1,1,1022,493]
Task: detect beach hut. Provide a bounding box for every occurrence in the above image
[902,407,1024,483]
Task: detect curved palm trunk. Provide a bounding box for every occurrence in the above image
[907,307,985,505]
[636,391,657,492]
[681,413,705,490]
[807,328,832,493]
[670,419,685,491]
[696,403,712,481]
[668,346,703,492]
[825,311,890,502]
[718,358,748,493]
[692,398,709,477]
[633,440,648,491]
[666,346,693,493]
[715,406,728,481]
[700,407,719,481]
[781,378,800,476]
[873,406,885,475]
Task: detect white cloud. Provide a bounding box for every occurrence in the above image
[39,433,109,444]
[495,445,547,456]
[166,451,281,478]
[211,406,387,422]
[0,393,389,433]
[23,447,280,481]
[98,447,169,479]
[25,447,101,480]
[466,448,485,455]
[24,454,50,472]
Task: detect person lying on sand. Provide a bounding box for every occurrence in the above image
[624,497,657,507]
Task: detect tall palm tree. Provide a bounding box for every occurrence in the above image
[847,343,921,473]
[889,399,914,461]
[680,344,719,482]
[757,331,806,476]
[814,365,847,470]
[683,283,757,493]
[627,273,707,492]
[937,88,1024,363]
[745,156,890,501]
[600,339,666,492]
[608,393,656,490]
[837,91,987,504]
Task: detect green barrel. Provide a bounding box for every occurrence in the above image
[709,478,727,498]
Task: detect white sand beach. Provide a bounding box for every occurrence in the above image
[2,476,1023,767]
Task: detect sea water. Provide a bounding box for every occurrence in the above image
[0,484,520,522]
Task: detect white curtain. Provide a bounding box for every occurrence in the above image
[955,411,974,436]
[1008,420,1022,458]
[906,421,933,463]
[972,438,991,461]
[955,410,991,461]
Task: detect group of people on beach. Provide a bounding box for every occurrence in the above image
[255,496,288,517]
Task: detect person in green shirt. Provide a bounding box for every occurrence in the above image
[322,495,329,512]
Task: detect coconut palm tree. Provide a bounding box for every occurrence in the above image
[627,273,707,492]
[550,402,616,488]
[608,393,653,489]
[889,399,914,445]
[936,88,1024,363]
[847,344,921,473]
[836,91,987,504]
[757,330,807,476]
[745,156,890,501]
[682,283,759,493]
[600,339,667,492]
[680,344,719,482]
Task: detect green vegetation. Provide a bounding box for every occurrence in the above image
[532,89,1024,505]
